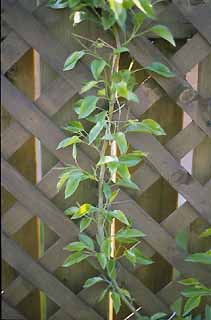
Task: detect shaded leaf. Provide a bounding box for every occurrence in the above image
[83,276,104,288]
[80,81,98,94]
[145,62,175,78]
[88,114,106,144]
[185,252,211,265]
[64,241,87,252]
[133,0,156,19]
[91,59,107,80]
[80,217,92,232]
[79,234,95,251]
[112,291,121,314]
[96,252,107,269]
[149,25,175,46]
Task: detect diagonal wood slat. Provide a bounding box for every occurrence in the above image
[2,0,211,318]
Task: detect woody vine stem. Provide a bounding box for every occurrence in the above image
[48,0,178,318]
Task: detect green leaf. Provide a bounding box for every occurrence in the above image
[120,151,146,167]
[63,252,89,267]
[88,114,106,144]
[170,297,183,316]
[133,12,145,30]
[116,81,128,98]
[57,172,70,191]
[185,252,211,265]
[63,51,85,71]
[127,91,139,103]
[79,234,95,251]
[116,228,145,243]
[132,248,153,265]
[149,25,175,46]
[114,47,129,55]
[97,155,118,166]
[126,119,166,136]
[117,178,140,191]
[64,169,88,199]
[64,206,78,216]
[80,81,98,94]
[145,62,175,78]
[133,0,156,19]
[179,278,200,286]
[107,259,116,279]
[182,287,211,298]
[68,0,80,8]
[98,287,110,302]
[64,121,84,134]
[124,248,136,266]
[151,313,167,320]
[109,189,120,203]
[72,203,91,219]
[57,136,81,149]
[65,175,81,199]
[108,0,127,30]
[103,182,112,201]
[83,276,104,288]
[205,305,211,320]
[101,238,111,258]
[64,241,87,252]
[183,296,201,316]
[91,59,107,80]
[109,210,129,226]
[48,0,69,9]
[113,132,128,155]
[200,228,211,238]
[80,217,92,232]
[101,11,116,30]
[78,96,99,119]
[96,252,107,269]
[112,291,121,314]
[72,143,77,161]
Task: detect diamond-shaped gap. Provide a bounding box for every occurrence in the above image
[1,261,19,293]
[134,252,173,293]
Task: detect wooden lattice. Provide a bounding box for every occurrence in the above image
[1,1,211,319]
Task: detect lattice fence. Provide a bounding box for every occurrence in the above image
[1,0,211,319]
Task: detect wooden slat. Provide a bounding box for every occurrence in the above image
[1,156,167,314]
[1,300,27,320]
[1,74,93,171]
[173,1,211,45]
[2,233,103,320]
[1,31,29,74]
[128,37,211,138]
[127,132,211,224]
[2,0,90,91]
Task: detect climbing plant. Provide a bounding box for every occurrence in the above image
[48,0,210,318]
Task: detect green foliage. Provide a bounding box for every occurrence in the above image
[48,0,178,316]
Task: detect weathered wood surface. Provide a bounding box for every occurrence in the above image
[1,0,211,319]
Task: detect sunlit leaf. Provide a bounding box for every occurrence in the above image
[78,96,99,119]
[109,210,130,226]
[112,291,121,314]
[183,296,201,316]
[63,252,89,267]
[57,136,81,149]
[113,132,128,155]
[64,241,87,252]
[133,0,156,19]
[80,81,98,94]
[63,51,85,71]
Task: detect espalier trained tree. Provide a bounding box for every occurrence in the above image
[47,0,189,318]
